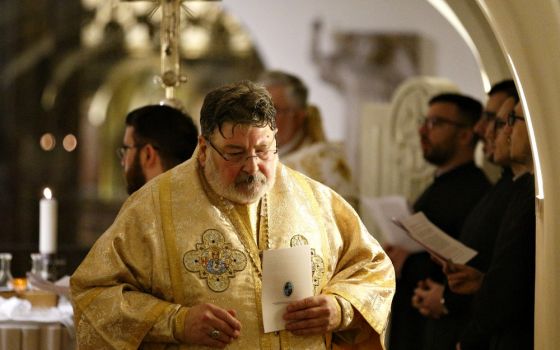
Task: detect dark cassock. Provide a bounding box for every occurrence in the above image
[459,172,535,350]
[421,168,515,350]
[389,161,491,350]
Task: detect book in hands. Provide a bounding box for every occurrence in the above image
[394,212,478,264]
[362,195,424,252]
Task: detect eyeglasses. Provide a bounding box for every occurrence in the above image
[481,110,497,122]
[493,118,507,133]
[116,144,145,160]
[507,111,525,127]
[206,138,278,164]
[418,116,469,130]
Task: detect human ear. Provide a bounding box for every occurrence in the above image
[197,136,207,166]
[142,144,158,166]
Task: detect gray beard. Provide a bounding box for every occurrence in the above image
[203,154,274,204]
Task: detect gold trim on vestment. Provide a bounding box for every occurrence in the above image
[71,159,395,349]
[196,164,273,349]
[160,172,186,305]
[290,170,331,290]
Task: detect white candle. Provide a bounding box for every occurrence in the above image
[39,188,58,254]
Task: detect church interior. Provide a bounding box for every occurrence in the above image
[1,0,559,348]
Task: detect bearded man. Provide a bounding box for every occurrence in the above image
[71,80,395,349]
[119,104,198,195]
[411,82,519,350]
[386,93,491,350]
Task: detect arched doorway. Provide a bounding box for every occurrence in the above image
[430,1,559,348]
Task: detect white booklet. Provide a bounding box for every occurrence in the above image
[395,212,478,265]
[261,245,314,333]
[361,196,424,252]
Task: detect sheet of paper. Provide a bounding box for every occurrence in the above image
[398,212,478,264]
[361,196,424,252]
[261,245,313,333]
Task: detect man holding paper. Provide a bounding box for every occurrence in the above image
[387,93,491,350]
[411,81,519,350]
[71,80,395,349]
[447,100,536,350]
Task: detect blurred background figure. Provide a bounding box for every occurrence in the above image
[447,100,535,350]
[387,92,490,350]
[259,70,357,206]
[411,83,519,350]
[474,80,518,161]
[119,104,198,194]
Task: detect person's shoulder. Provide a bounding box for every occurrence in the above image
[136,157,197,198]
[158,156,197,183]
[278,162,333,193]
[283,141,344,163]
[125,181,157,207]
[277,162,354,210]
[116,159,197,218]
[459,161,488,176]
[511,172,535,198]
[281,141,355,190]
[454,162,491,186]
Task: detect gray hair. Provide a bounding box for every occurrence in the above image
[200,80,277,139]
[258,70,308,108]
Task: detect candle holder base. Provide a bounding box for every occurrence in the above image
[29,253,59,285]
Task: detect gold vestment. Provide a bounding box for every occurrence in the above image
[282,141,357,207]
[279,106,357,207]
[70,158,395,349]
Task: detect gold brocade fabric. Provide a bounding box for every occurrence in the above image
[282,141,357,207]
[70,158,395,350]
[304,105,327,144]
[280,105,357,207]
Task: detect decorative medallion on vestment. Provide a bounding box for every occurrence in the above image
[183,229,247,292]
[290,235,325,289]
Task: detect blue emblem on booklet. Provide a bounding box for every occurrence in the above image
[283,281,293,297]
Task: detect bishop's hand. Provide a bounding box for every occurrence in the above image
[183,303,241,348]
[283,295,341,335]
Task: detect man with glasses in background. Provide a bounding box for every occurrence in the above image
[71,80,395,349]
[446,99,535,350]
[387,92,491,350]
[118,104,198,194]
[474,80,518,160]
[412,83,520,350]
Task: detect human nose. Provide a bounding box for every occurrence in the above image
[503,122,514,134]
[241,155,260,174]
[474,119,486,137]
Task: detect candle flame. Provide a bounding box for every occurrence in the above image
[43,187,52,200]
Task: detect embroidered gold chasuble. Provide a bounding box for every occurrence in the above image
[71,158,395,350]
